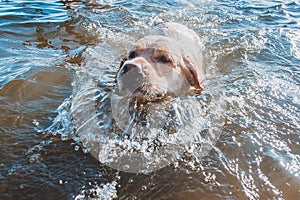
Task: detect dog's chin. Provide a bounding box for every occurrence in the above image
[130,86,168,102]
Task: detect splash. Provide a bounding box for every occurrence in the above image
[68,41,225,173]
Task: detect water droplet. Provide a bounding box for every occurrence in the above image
[141,185,147,191]
[123,165,129,170]
[8,168,16,176]
[128,178,133,184]
[32,119,39,126]
[74,145,80,151]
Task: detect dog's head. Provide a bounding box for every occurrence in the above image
[117,35,202,101]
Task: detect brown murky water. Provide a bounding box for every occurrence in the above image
[0,0,299,199]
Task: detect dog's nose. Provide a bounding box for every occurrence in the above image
[120,63,139,76]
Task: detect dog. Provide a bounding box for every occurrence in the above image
[116,22,204,101]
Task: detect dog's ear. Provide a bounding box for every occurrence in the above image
[117,57,127,73]
[115,57,127,83]
[182,56,202,90]
[120,57,127,69]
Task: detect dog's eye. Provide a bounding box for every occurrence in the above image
[128,51,137,59]
[156,55,171,63]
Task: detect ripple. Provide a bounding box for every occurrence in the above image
[1,0,300,199]
[0,1,69,26]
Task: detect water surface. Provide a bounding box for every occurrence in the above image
[0,0,299,199]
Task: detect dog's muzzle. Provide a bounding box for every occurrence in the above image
[117,63,147,95]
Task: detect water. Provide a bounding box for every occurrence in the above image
[0,0,299,199]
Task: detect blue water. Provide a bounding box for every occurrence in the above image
[0,0,299,199]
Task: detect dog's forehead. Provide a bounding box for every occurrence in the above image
[135,35,180,52]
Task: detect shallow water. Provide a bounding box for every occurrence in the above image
[0,0,299,199]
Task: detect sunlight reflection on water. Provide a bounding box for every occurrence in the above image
[0,0,299,199]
